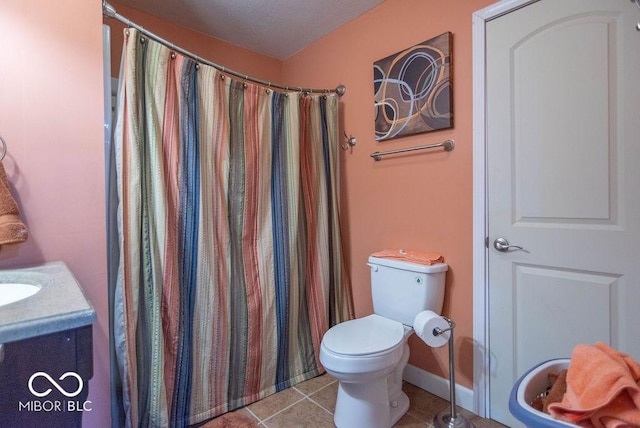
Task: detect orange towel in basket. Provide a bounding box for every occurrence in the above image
[547,342,640,428]
[371,249,444,265]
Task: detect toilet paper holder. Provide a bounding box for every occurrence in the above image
[429,316,476,428]
[432,317,455,337]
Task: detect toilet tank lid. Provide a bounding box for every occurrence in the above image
[368,256,448,273]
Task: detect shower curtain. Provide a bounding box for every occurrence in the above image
[110,29,353,427]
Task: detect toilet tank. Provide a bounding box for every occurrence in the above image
[368,255,448,326]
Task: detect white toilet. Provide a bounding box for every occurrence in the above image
[320,254,448,428]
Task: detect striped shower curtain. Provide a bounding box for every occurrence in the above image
[111,29,353,427]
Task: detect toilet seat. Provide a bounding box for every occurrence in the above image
[323,314,405,356]
[320,315,409,375]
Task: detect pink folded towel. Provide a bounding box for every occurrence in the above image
[548,342,640,427]
[0,161,28,246]
[371,249,444,265]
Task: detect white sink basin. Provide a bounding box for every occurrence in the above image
[0,283,41,308]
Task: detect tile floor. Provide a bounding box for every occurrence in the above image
[225,374,507,427]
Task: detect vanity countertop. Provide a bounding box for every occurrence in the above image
[0,261,96,343]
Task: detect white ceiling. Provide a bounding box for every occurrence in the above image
[112,0,386,60]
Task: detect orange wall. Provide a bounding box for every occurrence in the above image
[107,2,282,84]
[284,0,495,387]
[0,0,108,426]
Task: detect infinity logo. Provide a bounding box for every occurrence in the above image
[28,372,84,398]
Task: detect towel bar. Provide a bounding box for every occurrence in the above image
[370,139,454,161]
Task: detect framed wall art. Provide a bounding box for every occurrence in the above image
[374,32,453,141]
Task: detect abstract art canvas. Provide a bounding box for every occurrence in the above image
[374,32,452,141]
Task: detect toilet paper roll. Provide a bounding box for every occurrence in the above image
[413,310,450,347]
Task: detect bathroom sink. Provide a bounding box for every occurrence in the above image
[0,262,95,343]
[0,283,41,308]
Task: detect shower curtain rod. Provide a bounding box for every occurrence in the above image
[102,1,346,97]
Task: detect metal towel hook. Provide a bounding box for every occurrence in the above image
[342,132,356,151]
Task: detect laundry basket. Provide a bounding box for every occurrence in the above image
[509,358,578,427]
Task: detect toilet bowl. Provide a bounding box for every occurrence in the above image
[320,254,448,428]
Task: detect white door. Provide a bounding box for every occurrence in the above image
[486,0,640,425]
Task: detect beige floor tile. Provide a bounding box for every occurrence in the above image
[207,378,506,428]
[467,414,508,428]
[293,373,336,395]
[195,409,260,428]
[393,411,428,427]
[404,382,450,422]
[308,380,339,413]
[236,407,261,423]
[263,398,335,428]
[246,387,304,421]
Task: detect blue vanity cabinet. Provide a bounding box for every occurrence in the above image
[0,325,93,428]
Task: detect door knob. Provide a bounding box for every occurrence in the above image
[493,237,523,252]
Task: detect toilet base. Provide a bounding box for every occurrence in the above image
[391,391,410,425]
[333,380,409,428]
[329,339,412,428]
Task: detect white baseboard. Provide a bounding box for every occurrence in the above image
[403,364,475,414]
